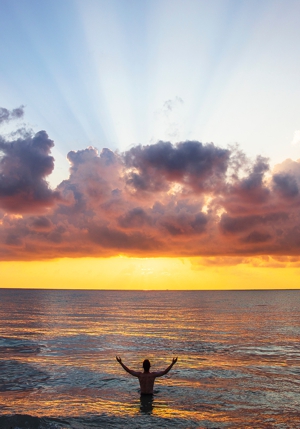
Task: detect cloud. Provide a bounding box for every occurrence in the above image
[0,106,24,125]
[194,255,300,268]
[220,212,288,235]
[124,140,230,194]
[241,231,272,244]
[0,129,60,213]
[88,224,162,252]
[162,96,184,113]
[30,216,53,231]
[273,173,299,198]
[291,130,300,146]
[118,208,153,229]
[152,97,185,141]
[1,110,300,261]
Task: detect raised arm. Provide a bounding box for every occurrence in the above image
[116,356,140,377]
[154,357,178,377]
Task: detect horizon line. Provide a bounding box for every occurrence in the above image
[0,288,299,292]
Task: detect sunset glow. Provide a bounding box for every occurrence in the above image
[1,0,300,289]
[1,256,300,290]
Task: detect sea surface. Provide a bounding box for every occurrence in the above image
[0,289,299,429]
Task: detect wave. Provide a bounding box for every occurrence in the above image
[0,414,66,429]
[0,413,201,429]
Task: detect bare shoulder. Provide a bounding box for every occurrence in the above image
[138,372,156,378]
[149,371,165,377]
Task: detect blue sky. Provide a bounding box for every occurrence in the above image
[1,0,300,187]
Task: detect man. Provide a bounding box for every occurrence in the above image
[116,356,178,395]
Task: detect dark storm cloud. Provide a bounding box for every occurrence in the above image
[30,216,53,231]
[67,147,116,169]
[220,212,289,235]
[272,173,299,198]
[0,130,59,212]
[0,106,24,125]
[118,207,153,229]
[239,156,269,192]
[225,155,270,207]
[124,140,230,193]
[1,111,300,261]
[5,233,23,246]
[161,212,208,236]
[88,224,162,252]
[241,231,272,244]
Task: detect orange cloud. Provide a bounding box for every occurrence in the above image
[1,110,300,261]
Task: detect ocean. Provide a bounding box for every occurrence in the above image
[0,289,299,428]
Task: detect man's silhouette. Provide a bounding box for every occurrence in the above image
[116,356,178,394]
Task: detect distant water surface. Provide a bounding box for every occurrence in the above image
[0,289,300,428]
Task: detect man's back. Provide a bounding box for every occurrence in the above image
[138,371,158,394]
[116,356,178,394]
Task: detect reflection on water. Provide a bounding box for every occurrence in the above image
[140,394,154,414]
[0,289,300,428]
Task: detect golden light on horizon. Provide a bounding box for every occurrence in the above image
[1,256,299,290]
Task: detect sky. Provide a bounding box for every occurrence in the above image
[1,0,300,289]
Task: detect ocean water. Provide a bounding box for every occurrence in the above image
[0,289,299,429]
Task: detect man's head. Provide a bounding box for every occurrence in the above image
[143,359,151,372]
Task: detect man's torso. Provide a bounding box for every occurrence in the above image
[138,372,157,394]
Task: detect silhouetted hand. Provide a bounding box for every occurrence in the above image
[172,357,178,365]
[116,356,122,363]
